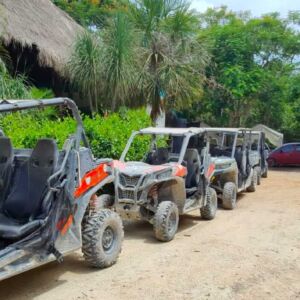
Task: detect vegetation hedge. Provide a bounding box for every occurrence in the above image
[0,108,151,160]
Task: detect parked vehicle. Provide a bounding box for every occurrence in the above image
[99,127,217,242]
[206,128,257,210]
[268,143,300,166]
[247,130,269,183]
[0,98,123,281]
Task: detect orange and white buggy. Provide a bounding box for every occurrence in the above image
[0,98,123,281]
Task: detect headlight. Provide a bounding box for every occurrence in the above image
[215,163,231,170]
[156,170,172,180]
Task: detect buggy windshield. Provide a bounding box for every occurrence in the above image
[120,132,186,164]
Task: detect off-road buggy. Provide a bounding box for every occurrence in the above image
[99,127,217,242]
[206,128,258,210]
[246,130,268,184]
[0,98,123,281]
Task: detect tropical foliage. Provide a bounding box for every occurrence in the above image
[2,1,300,142]
[0,44,55,100]
[196,8,300,140]
[67,0,210,120]
[53,0,129,28]
[0,107,151,160]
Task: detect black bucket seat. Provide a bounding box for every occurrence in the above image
[147,148,169,165]
[0,137,14,204]
[184,149,201,188]
[0,139,58,240]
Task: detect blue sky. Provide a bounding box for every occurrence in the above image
[190,0,300,16]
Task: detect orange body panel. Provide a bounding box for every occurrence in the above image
[74,163,109,198]
[58,163,109,235]
[173,165,187,177]
[206,163,215,179]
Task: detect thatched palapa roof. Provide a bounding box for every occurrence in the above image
[0,0,83,75]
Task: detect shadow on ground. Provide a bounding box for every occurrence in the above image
[123,212,204,244]
[0,188,252,297]
[269,166,300,173]
[0,253,103,299]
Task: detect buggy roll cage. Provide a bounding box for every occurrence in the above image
[205,128,253,158]
[0,98,89,149]
[0,97,90,190]
[120,127,207,164]
[0,98,114,274]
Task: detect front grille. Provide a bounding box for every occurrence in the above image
[119,174,141,187]
[118,188,134,200]
[118,189,143,201]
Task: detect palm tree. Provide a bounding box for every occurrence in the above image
[67,0,209,119]
[98,12,142,111]
[130,0,210,121]
[68,13,141,113]
[68,31,102,113]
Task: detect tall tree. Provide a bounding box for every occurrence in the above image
[52,0,129,28]
[98,12,141,111]
[131,0,210,120]
[67,31,102,113]
[68,13,141,112]
[197,7,300,133]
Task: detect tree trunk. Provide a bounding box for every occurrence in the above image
[88,91,94,114]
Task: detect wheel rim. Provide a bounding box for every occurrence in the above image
[168,210,177,235]
[102,226,115,253]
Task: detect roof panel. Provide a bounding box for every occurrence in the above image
[139,127,205,135]
[204,127,249,133]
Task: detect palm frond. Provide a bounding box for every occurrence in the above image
[99,12,142,111]
[67,31,102,112]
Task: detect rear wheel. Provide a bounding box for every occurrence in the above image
[82,209,124,268]
[222,182,237,210]
[247,169,257,192]
[255,166,261,185]
[262,165,268,178]
[200,187,217,220]
[153,201,179,242]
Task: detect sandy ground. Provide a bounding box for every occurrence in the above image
[0,168,299,300]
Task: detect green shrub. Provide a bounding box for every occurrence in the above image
[0,111,76,149]
[0,107,151,160]
[83,108,151,159]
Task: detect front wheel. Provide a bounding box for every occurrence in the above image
[247,169,257,192]
[222,182,237,210]
[153,201,179,242]
[82,209,124,268]
[200,187,217,220]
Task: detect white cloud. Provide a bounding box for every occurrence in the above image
[190,0,213,12]
[190,0,300,16]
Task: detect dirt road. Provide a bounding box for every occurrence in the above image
[0,169,299,300]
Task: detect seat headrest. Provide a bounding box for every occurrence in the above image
[184,148,199,160]
[0,137,13,164]
[30,139,58,169]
